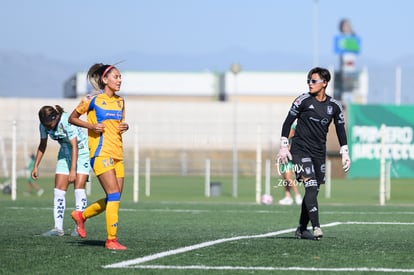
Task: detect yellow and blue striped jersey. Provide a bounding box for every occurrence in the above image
[75,91,125,160]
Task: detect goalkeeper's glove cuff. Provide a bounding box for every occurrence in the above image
[340,145,351,173]
[280,137,289,148]
[340,145,349,155]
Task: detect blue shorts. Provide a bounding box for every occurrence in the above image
[56,151,90,175]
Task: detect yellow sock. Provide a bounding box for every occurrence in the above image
[83,198,106,219]
[106,201,120,240]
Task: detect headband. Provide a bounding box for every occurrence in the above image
[102,65,113,78]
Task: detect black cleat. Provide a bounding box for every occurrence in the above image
[295,226,314,240]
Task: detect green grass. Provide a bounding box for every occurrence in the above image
[1,176,414,274]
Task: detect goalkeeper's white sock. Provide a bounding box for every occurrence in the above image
[53,188,66,231]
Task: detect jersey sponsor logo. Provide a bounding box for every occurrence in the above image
[321,118,329,126]
[309,116,330,126]
[104,111,123,120]
[95,107,123,121]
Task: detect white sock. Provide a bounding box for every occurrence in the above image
[74,189,87,211]
[54,188,66,231]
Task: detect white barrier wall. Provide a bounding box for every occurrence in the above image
[0,98,291,177]
[71,71,316,98]
[225,71,311,96]
[75,72,220,97]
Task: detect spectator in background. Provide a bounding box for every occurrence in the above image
[277,123,302,206]
[25,153,44,196]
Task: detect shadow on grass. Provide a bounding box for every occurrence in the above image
[68,239,106,247]
[268,236,337,241]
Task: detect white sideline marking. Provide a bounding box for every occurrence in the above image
[133,265,414,273]
[103,221,414,272]
[7,206,414,216]
[103,222,341,269]
[345,221,414,225]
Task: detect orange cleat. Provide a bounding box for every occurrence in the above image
[71,210,86,238]
[105,238,127,250]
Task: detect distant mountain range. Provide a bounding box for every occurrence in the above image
[1,49,413,104]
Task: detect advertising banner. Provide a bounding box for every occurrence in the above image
[348,104,414,178]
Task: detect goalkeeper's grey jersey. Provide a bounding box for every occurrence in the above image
[281,92,348,158]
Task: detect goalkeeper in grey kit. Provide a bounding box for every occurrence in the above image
[277,67,351,240]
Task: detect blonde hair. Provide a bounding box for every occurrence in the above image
[87,63,116,91]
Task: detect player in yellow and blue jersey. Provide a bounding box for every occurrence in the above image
[32,105,89,237]
[69,63,129,250]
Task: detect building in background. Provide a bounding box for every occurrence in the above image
[64,69,368,103]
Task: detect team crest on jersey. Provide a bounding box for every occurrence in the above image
[327,105,333,115]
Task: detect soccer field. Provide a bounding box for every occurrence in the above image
[1,176,414,274]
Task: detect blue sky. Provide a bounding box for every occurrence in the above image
[2,0,414,65]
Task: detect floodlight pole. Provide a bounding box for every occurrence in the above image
[231,63,241,198]
[11,121,17,201]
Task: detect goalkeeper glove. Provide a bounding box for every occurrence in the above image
[276,137,292,165]
[340,145,351,173]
